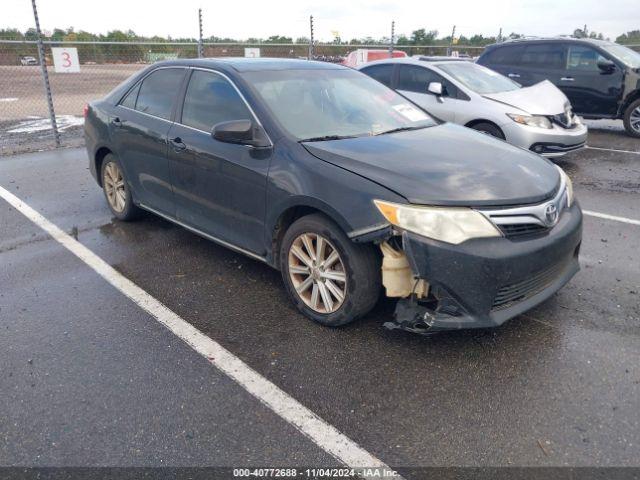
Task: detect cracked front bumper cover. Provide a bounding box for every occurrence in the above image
[387,202,583,333]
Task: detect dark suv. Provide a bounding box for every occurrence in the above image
[477,38,640,137]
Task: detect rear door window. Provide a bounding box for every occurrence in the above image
[360,64,394,87]
[135,68,185,120]
[567,45,607,71]
[521,44,566,69]
[483,45,525,65]
[181,70,252,132]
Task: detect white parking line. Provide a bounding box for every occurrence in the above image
[583,210,640,226]
[586,145,640,155]
[0,185,398,479]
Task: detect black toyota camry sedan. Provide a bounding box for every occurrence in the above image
[84,58,582,333]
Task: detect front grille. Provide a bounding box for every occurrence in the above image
[491,259,568,311]
[498,223,549,238]
[551,111,576,129]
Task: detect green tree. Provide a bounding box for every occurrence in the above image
[24,28,39,40]
[0,28,24,40]
[264,35,293,44]
[616,30,640,44]
[410,29,438,45]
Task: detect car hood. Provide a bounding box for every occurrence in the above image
[482,80,569,115]
[302,123,560,207]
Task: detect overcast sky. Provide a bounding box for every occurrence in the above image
[4,0,638,41]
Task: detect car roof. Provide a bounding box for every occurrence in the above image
[357,57,472,69]
[149,57,346,73]
[485,37,616,49]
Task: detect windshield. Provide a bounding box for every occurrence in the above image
[601,44,640,68]
[243,68,435,141]
[437,62,521,94]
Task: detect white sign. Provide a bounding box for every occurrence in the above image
[244,48,260,58]
[52,47,80,73]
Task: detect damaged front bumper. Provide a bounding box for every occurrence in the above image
[386,202,583,333]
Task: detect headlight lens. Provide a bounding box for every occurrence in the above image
[374,200,501,245]
[556,166,574,207]
[507,113,552,129]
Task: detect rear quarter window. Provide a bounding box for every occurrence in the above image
[119,82,140,109]
[481,45,524,65]
[360,64,394,87]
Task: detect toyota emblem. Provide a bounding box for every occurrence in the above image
[544,203,559,226]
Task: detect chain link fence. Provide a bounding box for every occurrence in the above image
[0,39,490,155]
[2,40,638,156]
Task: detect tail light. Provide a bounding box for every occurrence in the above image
[83,104,89,118]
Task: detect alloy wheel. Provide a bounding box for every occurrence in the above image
[288,233,347,314]
[103,162,126,213]
[631,106,640,133]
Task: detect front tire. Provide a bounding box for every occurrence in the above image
[280,214,381,327]
[470,122,505,139]
[623,99,640,138]
[101,153,141,221]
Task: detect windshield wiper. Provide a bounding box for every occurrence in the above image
[299,134,361,142]
[374,125,427,136]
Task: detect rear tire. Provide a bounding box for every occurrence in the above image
[101,153,141,221]
[280,214,381,327]
[470,122,505,139]
[623,99,640,138]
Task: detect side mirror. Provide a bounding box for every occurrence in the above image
[212,119,270,148]
[428,81,443,96]
[597,58,615,73]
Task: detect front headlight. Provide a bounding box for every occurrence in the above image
[507,113,552,129]
[556,166,574,207]
[374,200,501,245]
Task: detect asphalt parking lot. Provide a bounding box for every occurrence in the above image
[1,124,639,476]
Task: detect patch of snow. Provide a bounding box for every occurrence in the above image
[7,115,84,133]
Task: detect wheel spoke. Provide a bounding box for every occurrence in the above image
[301,234,316,263]
[291,244,313,268]
[106,164,116,182]
[295,275,314,294]
[324,279,344,304]
[116,191,124,211]
[118,190,127,207]
[289,265,310,275]
[323,250,340,269]
[310,283,319,310]
[317,281,334,312]
[316,236,325,264]
[322,269,346,283]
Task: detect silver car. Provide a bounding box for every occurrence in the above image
[359,58,588,157]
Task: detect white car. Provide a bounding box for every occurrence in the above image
[20,56,38,66]
[359,57,588,157]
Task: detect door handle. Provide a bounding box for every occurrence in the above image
[169,136,186,151]
[111,117,123,127]
[560,77,575,82]
[507,73,520,78]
